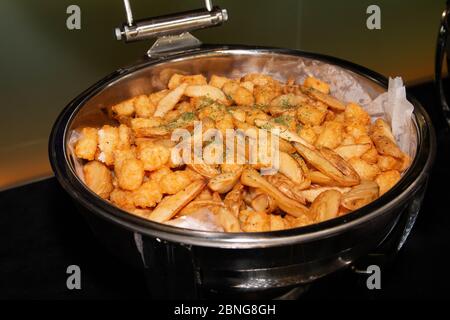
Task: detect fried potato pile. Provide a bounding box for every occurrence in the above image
[73,73,411,232]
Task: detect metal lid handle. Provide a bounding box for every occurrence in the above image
[115,0,228,57]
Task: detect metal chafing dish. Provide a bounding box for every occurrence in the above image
[49,1,436,299]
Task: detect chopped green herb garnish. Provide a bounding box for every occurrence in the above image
[273,115,293,127]
[181,112,195,121]
[281,98,294,109]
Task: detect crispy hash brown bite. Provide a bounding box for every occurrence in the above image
[137,141,170,171]
[97,125,119,166]
[297,104,327,126]
[132,181,163,208]
[75,127,98,161]
[83,161,113,199]
[303,76,330,94]
[116,158,144,191]
[72,72,412,232]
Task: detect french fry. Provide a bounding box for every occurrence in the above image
[301,86,345,111]
[341,180,379,210]
[254,119,315,149]
[278,152,304,184]
[299,186,351,203]
[240,168,310,218]
[185,84,228,104]
[294,143,360,187]
[154,83,188,117]
[310,190,341,222]
[208,169,243,193]
[148,180,207,223]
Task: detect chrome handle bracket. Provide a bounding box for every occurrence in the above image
[115,0,228,58]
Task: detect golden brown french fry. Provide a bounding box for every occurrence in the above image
[264,174,307,204]
[184,84,228,103]
[208,169,243,193]
[299,186,351,203]
[187,163,220,178]
[148,180,206,223]
[178,200,224,216]
[254,119,315,149]
[310,190,341,222]
[278,152,304,184]
[240,168,310,218]
[224,182,244,217]
[154,83,188,117]
[215,207,242,232]
[301,86,345,111]
[341,180,379,210]
[308,170,338,186]
[294,143,360,187]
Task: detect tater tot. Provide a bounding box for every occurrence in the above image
[376,170,401,195]
[223,81,255,106]
[297,104,327,126]
[113,148,136,172]
[130,117,162,134]
[348,157,381,181]
[233,86,254,106]
[149,89,169,106]
[137,142,170,171]
[303,76,330,94]
[75,127,98,161]
[240,81,254,93]
[159,171,192,194]
[240,210,271,232]
[116,158,144,191]
[149,166,172,182]
[97,125,119,165]
[83,161,114,199]
[344,102,371,125]
[112,99,135,117]
[346,123,369,139]
[168,73,207,89]
[361,146,379,164]
[254,84,281,105]
[110,188,134,210]
[209,75,233,89]
[377,155,401,171]
[134,95,155,118]
[298,126,317,145]
[285,214,313,228]
[242,73,278,87]
[132,180,163,208]
[315,121,343,149]
[118,124,133,150]
[270,215,287,231]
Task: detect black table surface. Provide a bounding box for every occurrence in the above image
[1,81,449,300]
